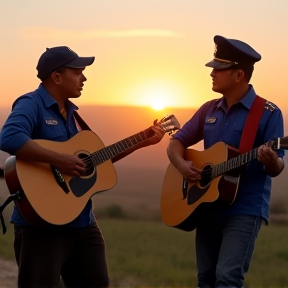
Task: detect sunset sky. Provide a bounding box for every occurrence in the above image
[0,0,287,113]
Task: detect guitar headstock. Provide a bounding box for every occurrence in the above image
[159,114,181,135]
[269,136,288,151]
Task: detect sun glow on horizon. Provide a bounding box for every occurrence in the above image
[131,84,177,111]
[148,89,170,111]
[151,98,165,110]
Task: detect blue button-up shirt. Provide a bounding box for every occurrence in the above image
[0,84,95,227]
[173,85,285,221]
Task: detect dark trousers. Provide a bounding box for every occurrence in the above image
[14,222,109,288]
[195,215,262,288]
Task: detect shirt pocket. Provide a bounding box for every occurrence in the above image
[39,121,67,141]
[203,121,220,147]
[230,119,245,147]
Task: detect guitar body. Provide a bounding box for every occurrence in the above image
[161,142,240,232]
[4,130,117,226]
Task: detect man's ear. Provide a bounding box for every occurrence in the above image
[235,70,245,82]
[51,71,62,84]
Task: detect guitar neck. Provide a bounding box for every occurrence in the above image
[212,147,258,179]
[212,136,288,179]
[89,128,151,166]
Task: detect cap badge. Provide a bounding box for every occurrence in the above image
[214,44,217,56]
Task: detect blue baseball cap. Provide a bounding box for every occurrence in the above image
[36,46,95,80]
[205,35,261,70]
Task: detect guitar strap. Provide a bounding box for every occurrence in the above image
[73,111,92,131]
[239,95,267,153]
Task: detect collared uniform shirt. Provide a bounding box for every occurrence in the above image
[0,84,95,227]
[173,85,285,222]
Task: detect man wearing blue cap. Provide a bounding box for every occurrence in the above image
[0,46,165,287]
[167,36,285,287]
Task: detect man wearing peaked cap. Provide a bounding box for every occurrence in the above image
[0,46,165,287]
[205,35,261,70]
[166,35,285,287]
[36,46,95,81]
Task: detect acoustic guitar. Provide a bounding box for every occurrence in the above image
[4,114,180,227]
[161,137,288,232]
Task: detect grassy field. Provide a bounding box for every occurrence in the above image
[1,216,288,288]
[1,172,288,287]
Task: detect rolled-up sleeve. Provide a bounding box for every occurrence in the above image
[0,95,39,155]
[172,102,210,148]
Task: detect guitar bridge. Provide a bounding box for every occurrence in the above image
[182,178,188,200]
[51,166,70,193]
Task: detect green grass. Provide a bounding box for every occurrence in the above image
[245,223,288,287]
[1,218,288,287]
[99,219,196,287]
[98,219,288,288]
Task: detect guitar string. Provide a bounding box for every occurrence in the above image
[80,153,249,176]
[75,132,287,176]
[78,134,262,175]
[76,119,182,171]
[77,127,161,170]
[185,149,258,180]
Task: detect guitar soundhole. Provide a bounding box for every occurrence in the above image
[199,164,213,187]
[78,153,94,176]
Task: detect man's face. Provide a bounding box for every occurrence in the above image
[210,68,239,94]
[56,67,87,99]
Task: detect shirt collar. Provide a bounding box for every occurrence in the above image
[238,84,257,109]
[218,84,257,111]
[37,84,79,113]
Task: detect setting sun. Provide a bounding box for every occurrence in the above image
[128,83,178,109]
[147,88,170,110]
[151,98,165,110]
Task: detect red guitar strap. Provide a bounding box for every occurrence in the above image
[239,95,267,153]
[73,111,91,131]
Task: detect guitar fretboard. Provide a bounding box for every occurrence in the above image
[88,129,150,166]
[212,147,258,179]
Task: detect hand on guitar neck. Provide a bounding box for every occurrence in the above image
[112,118,166,163]
[257,143,285,177]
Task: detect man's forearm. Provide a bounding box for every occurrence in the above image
[167,139,186,169]
[16,139,64,167]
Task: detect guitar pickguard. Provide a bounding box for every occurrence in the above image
[186,163,213,205]
[187,185,210,205]
[69,171,97,197]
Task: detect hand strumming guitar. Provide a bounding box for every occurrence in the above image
[167,138,202,182]
[174,159,202,182]
[54,153,87,177]
[15,139,86,177]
